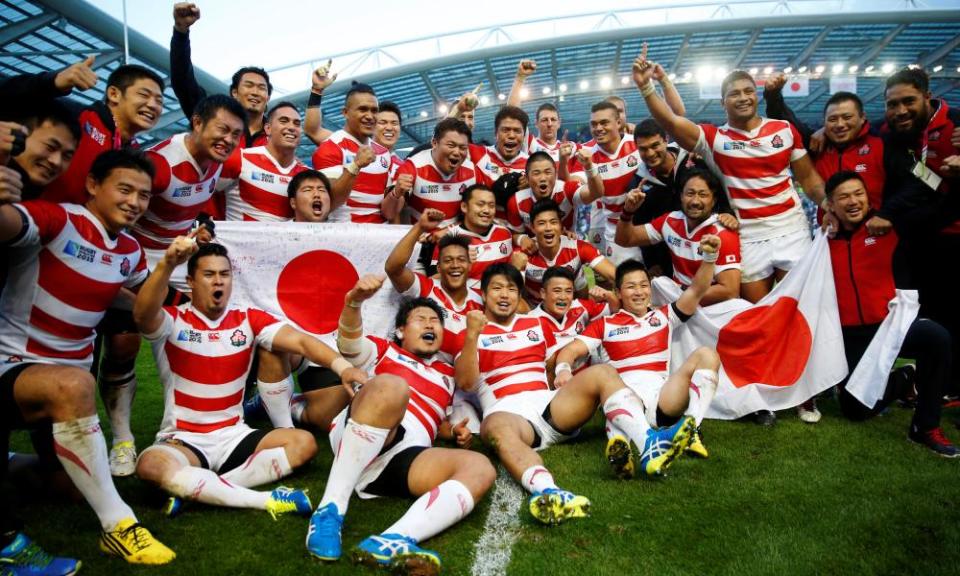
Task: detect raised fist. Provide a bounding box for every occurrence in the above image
[354,145,375,169]
[346,274,386,304]
[623,187,647,213]
[173,2,200,33]
[0,122,28,166]
[164,234,200,267]
[465,310,488,334]
[699,234,721,255]
[418,208,445,231]
[765,72,787,94]
[576,148,594,170]
[517,59,537,78]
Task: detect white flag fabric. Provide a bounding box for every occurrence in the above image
[652,231,848,419]
[829,75,857,95]
[783,75,810,97]
[215,222,416,346]
[845,290,920,409]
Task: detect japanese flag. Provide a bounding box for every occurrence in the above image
[652,231,848,419]
[216,221,416,346]
[783,75,809,97]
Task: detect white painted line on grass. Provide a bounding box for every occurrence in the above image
[470,466,523,576]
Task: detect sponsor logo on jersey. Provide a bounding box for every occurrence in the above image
[251,171,275,183]
[855,163,867,173]
[626,155,638,167]
[858,144,871,155]
[84,121,106,146]
[864,236,877,246]
[177,329,202,343]
[724,141,745,151]
[119,257,131,277]
[172,185,193,198]
[608,326,629,337]
[230,329,248,347]
[749,140,761,148]
[208,332,220,342]
[100,253,113,265]
[771,135,784,149]
[526,330,540,342]
[64,240,96,263]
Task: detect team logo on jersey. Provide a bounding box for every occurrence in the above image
[928,130,941,142]
[481,336,503,346]
[626,156,638,167]
[380,157,389,168]
[208,332,220,342]
[855,163,867,173]
[526,330,540,342]
[864,236,877,246]
[648,315,662,327]
[84,121,106,146]
[608,326,629,337]
[6,355,22,363]
[858,144,871,155]
[251,172,275,184]
[177,329,202,343]
[119,257,131,277]
[63,240,96,263]
[723,141,745,151]
[575,318,586,333]
[230,330,248,347]
[459,184,467,193]
[771,135,784,149]
[172,185,193,198]
[499,243,509,255]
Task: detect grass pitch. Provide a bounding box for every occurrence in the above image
[9,345,960,575]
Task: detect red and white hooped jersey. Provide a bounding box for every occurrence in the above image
[470,143,527,184]
[644,211,742,287]
[401,272,484,362]
[313,130,393,224]
[569,138,641,240]
[506,180,584,234]
[0,202,148,375]
[527,134,579,164]
[462,314,556,413]
[531,299,609,360]
[694,118,809,241]
[145,305,284,434]
[219,146,308,222]
[357,336,456,441]
[135,133,223,251]
[576,305,683,384]
[523,236,603,304]
[432,224,514,290]
[396,149,478,227]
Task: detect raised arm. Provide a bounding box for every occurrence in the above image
[303,61,336,146]
[633,45,701,152]
[170,3,206,121]
[763,73,813,146]
[614,187,654,247]
[507,59,536,108]
[575,148,605,204]
[675,234,720,316]
[446,84,481,121]
[133,233,198,335]
[454,310,487,392]
[385,209,444,292]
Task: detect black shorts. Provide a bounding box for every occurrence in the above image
[298,366,341,392]
[655,406,681,428]
[169,428,270,474]
[0,362,37,430]
[363,444,428,500]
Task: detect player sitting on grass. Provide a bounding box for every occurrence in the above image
[306,275,494,574]
[456,263,693,525]
[133,241,363,519]
[555,247,722,478]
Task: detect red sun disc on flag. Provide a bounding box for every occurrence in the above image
[276,250,359,334]
[716,297,812,388]
[790,82,801,92]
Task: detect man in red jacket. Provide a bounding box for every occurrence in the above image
[825,171,955,457]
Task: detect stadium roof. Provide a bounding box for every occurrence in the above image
[1,0,958,160]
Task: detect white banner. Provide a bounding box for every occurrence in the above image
[216,221,417,346]
[652,232,848,419]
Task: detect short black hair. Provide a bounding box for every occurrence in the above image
[287,169,331,199]
[230,66,272,96]
[461,183,494,204]
[187,242,230,277]
[615,258,649,289]
[494,105,529,132]
[525,151,555,174]
[106,64,165,101]
[591,101,619,116]
[378,101,402,122]
[345,81,377,106]
[481,262,524,293]
[885,67,929,94]
[825,170,865,198]
[433,117,472,142]
[14,100,80,143]
[394,297,446,344]
[823,91,864,116]
[192,94,248,130]
[529,198,561,224]
[536,102,559,121]
[266,100,300,122]
[437,234,471,259]
[541,266,575,289]
[634,118,667,141]
[678,168,722,201]
[89,148,155,183]
[720,70,756,98]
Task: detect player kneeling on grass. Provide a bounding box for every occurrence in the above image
[307,275,494,574]
[555,244,722,478]
[133,240,361,519]
[457,263,688,525]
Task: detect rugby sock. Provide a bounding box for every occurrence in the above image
[290,393,307,425]
[168,467,269,509]
[51,416,134,530]
[602,388,651,447]
[689,369,719,426]
[220,447,292,488]
[384,480,474,542]
[521,465,557,495]
[257,377,295,428]
[99,373,136,444]
[318,418,389,514]
[605,421,628,442]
